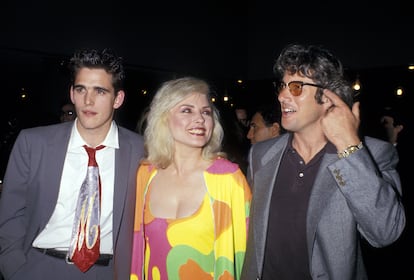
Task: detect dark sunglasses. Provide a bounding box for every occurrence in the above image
[276,81,324,96]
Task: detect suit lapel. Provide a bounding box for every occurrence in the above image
[252,135,288,272]
[112,130,131,241]
[40,124,72,229]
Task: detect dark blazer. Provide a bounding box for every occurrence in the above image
[241,133,405,280]
[0,121,144,280]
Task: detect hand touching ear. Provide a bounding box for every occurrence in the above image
[320,89,361,152]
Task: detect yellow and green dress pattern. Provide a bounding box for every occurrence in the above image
[130,158,251,280]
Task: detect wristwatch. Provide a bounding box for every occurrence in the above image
[337,142,363,159]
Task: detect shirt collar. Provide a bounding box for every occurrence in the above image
[287,133,336,155]
[68,120,119,150]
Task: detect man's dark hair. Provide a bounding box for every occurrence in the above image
[254,104,281,127]
[274,44,354,108]
[68,48,125,92]
[254,103,286,134]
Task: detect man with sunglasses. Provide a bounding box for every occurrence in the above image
[241,44,405,280]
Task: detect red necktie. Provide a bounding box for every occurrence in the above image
[67,145,105,272]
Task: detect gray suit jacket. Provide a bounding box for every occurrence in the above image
[0,121,144,280]
[241,133,405,280]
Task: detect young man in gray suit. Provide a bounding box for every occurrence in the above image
[0,48,144,280]
[241,44,405,280]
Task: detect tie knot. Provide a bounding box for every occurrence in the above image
[83,145,105,166]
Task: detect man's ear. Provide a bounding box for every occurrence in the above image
[270,122,281,137]
[321,91,334,109]
[113,90,125,109]
[69,86,75,103]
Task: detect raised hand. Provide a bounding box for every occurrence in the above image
[321,89,361,152]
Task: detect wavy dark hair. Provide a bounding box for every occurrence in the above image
[68,48,125,92]
[273,44,354,108]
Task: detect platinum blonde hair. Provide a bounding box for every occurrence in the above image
[144,77,224,168]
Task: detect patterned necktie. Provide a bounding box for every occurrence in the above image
[67,144,105,272]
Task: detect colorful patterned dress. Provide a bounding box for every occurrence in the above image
[130,158,251,280]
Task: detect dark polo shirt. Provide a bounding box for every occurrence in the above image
[262,136,336,279]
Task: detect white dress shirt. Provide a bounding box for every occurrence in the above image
[32,120,118,254]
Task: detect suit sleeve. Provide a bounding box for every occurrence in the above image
[0,131,31,278]
[328,139,405,247]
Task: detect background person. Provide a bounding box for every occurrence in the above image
[218,104,250,175]
[380,112,403,146]
[247,103,284,144]
[60,102,77,123]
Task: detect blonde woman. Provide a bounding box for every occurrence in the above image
[130,77,251,280]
